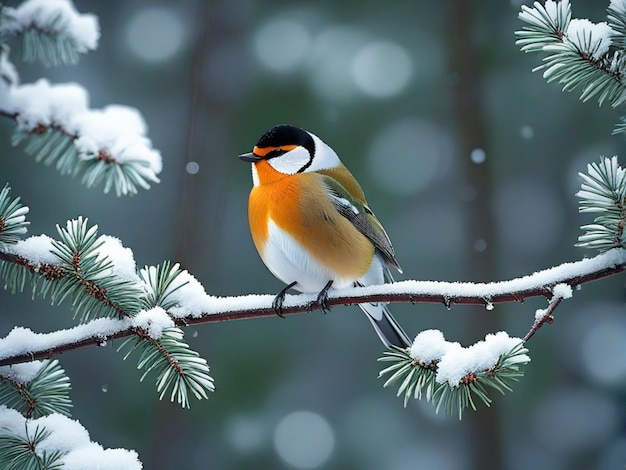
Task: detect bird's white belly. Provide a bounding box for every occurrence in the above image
[261,219,355,292]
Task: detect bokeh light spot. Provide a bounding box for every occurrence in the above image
[351,41,413,98]
[186,161,200,175]
[308,26,364,102]
[520,125,535,140]
[126,7,186,63]
[254,18,311,72]
[470,148,486,164]
[274,411,334,469]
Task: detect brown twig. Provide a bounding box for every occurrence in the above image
[522,295,562,342]
[0,109,120,165]
[0,250,624,367]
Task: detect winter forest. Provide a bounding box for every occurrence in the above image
[0,1,624,469]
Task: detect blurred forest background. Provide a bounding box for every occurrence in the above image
[0,0,624,469]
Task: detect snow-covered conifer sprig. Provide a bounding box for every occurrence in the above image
[379,331,530,419]
[140,262,190,311]
[118,326,214,408]
[0,185,29,246]
[516,0,572,52]
[0,217,144,321]
[0,360,71,419]
[0,79,162,196]
[576,156,626,250]
[0,423,62,469]
[516,0,626,112]
[50,217,144,320]
[0,406,142,469]
[0,0,99,67]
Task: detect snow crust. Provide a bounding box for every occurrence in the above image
[7,234,57,264]
[566,18,614,60]
[93,235,141,283]
[0,360,46,384]
[0,79,162,185]
[0,318,131,361]
[166,268,216,318]
[0,405,142,469]
[132,307,174,340]
[411,330,529,387]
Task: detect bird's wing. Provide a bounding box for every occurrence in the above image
[320,174,402,275]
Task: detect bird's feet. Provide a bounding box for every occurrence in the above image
[317,280,334,314]
[272,281,298,318]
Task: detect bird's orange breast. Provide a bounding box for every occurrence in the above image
[248,161,374,280]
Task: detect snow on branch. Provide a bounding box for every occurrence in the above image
[0,79,162,196]
[379,331,530,419]
[0,406,141,469]
[0,213,214,408]
[0,248,624,369]
[516,0,626,112]
[0,359,71,419]
[0,0,99,66]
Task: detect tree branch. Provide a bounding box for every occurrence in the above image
[0,249,624,367]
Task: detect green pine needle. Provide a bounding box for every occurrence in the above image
[576,156,626,251]
[0,185,29,245]
[118,327,215,408]
[49,217,144,320]
[516,1,626,109]
[0,425,63,470]
[0,360,72,419]
[11,127,154,197]
[140,262,189,310]
[1,9,85,67]
[379,343,529,419]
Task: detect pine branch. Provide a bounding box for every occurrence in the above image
[0,424,62,470]
[0,185,29,245]
[576,156,626,250]
[118,325,214,409]
[0,95,162,196]
[0,0,99,67]
[0,249,623,367]
[0,407,141,469]
[516,0,626,111]
[0,360,72,419]
[379,335,530,419]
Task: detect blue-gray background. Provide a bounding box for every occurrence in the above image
[0,1,624,469]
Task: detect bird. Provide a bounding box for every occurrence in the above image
[238,124,411,349]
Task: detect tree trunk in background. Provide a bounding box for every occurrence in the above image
[443,1,504,468]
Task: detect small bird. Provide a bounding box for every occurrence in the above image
[239,124,410,348]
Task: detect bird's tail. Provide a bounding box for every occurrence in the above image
[358,302,411,349]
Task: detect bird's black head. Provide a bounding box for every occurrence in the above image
[254,124,316,157]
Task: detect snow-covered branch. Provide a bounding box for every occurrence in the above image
[0,79,162,196]
[516,0,626,132]
[0,0,99,66]
[0,0,162,196]
[0,249,623,367]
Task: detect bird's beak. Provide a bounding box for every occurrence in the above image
[238,152,261,162]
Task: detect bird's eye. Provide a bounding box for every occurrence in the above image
[266,148,285,159]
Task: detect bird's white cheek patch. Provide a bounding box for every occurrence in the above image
[268,147,310,175]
